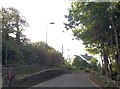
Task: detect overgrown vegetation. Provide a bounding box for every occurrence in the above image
[72,58,90,70]
[1,7,63,67]
[64,2,120,81]
[62,55,99,73]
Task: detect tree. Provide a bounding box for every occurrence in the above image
[110,2,120,75]
[1,7,28,44]
[64,2,120,77]
[1,7,63,68]
[72,55,90,70]
[63,60,73,70]
[1,7,14,65]
[1,7,28,65]
[72,56,81,69]
[90,58,98,70]
[8,7,28,45]
[47,47,63,67]
[31,42,63,66]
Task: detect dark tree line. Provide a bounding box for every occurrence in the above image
[1,7,63,67]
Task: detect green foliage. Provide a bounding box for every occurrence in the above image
[65,2,120,77]
[90,58,98,65]
[72,56,91,70]
[1,7,63,67]
[85,68,90,73]
[65,2,120,56]
[90,58,98,71]
[72,56,81,69]
[1,7,29,65]
[62,60,73,70]
[111,61,118,80]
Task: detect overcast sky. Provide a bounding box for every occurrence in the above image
[0,0,91,59]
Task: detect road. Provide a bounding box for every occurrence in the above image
[32,73,99,88]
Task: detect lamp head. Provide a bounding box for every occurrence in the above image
[49,22,55,24]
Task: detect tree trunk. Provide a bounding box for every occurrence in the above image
[111,38,120,77]
[101,43,109,77]
[16,16,21,45]
[111,19,120,75]
[4,33,8,66]
[16,22,20,45]
[16,31,21,45]
[110,3,120,76]
[103,52,109,77]
[108,55,112,79]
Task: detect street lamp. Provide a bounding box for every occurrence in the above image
[46,22,55,47]
[45,22,55,65]
[62,30,64,58]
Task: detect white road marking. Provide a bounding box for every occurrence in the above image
[88,74,101,88]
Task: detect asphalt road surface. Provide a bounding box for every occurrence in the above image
[32,73,99,88]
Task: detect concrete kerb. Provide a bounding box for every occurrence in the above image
[88,73,101,88]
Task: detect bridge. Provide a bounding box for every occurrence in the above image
[3,67,100,88]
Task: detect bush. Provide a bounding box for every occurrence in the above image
[62,64,73,70]
[85,68,90,73]
[112,68,118,80]
[116,75,120,81]
[105,79,115,88]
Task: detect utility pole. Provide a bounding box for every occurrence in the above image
[62,44,63,57]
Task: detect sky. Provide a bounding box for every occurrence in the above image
[0,0,100,60]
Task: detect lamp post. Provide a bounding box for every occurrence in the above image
[62,44,63,57]
[46,22,55,47]
[61,30,64,57]
[45,22,55,65]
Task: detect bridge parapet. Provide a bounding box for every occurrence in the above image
[4,68,71,87]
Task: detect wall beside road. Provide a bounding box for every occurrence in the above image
[8,68,71,87]
[3,64,49,75]
[2,64,50,87]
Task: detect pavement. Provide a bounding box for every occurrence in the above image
[0,62,2,88]
[0,75,2,88]
[31,73,100,88]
